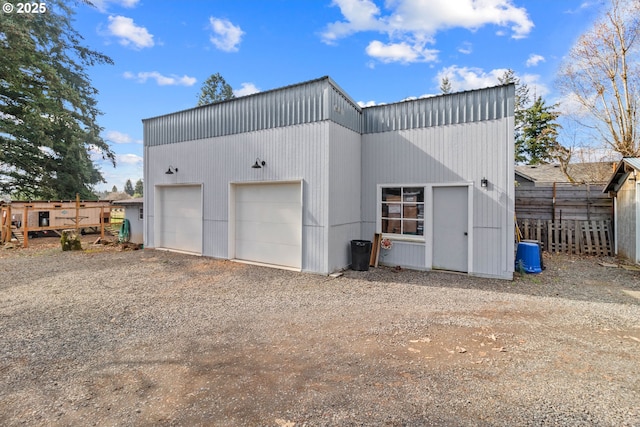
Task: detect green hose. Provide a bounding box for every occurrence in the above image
[119,218,131,243]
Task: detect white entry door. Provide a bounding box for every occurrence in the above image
[155,185,202,254]
[432,186,468,272]
[234,182,302,269]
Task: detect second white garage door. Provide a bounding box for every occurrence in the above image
[234,182,302,269]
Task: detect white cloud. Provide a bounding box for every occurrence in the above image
[556,92,591,117]
[458,42,472,55]
[105,130,132,144]
[358,100,378,107]
[107,15,154,49]
[208,17,244,52]
[234,82,260,97]
[91,0,139,13]
[526,54,545,67]
[435,65,549,99]
[124,71,197,86]
[436,65,508,92]
[94,153,143,192]
[366,40,438,63]
[564,1,598,14]
[321,0,534,63]
[322,0,382,44]
[117,154,143,165]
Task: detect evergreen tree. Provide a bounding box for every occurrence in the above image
[0,0,115,199]
[498,70,530,164]
[196,73,234,106]
[112,185,117,193]
[134,179,143,197]
[440,77,452,94]
[520,97,562,164]
[124,179,134,196]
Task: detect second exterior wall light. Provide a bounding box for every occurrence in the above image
[252,158,266,169]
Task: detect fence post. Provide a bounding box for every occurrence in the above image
[100,206,105,240]
[22,205,28,248]
[75,193,80,233]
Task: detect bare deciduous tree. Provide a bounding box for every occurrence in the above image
[557,0,640,157]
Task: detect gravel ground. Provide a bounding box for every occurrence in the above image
[1,238,639,426]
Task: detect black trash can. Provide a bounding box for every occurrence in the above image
[350,240,372,271]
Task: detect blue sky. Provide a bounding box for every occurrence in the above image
[71,0,603,192]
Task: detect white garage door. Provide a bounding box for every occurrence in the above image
[234,182,302,269]
[155,185,202,254]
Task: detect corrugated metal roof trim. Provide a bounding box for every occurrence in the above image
[144,77,369,146]
[623,157,640,170]
[362,84,514,134]
[143,76,333,122]
[143,79,514,146]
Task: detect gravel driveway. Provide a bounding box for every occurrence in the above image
[1,240,639,426]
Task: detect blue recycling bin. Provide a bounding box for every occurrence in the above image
[515,241,542,274]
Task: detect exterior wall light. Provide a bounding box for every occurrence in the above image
[481,177,488,188]
[252,158,266,169]
[165,166,178,174]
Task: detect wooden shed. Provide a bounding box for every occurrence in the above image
[603,158,640,264]
[112,198,144,244]
[1,199,113,247]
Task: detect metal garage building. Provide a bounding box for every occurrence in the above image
[143,76,515,279]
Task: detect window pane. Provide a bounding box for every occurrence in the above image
[385,203,401,217]
[403,187,424,202]
[382,219,402,234]
[403,204,418,219]
[382,187,401,202]
[403,220,424,236]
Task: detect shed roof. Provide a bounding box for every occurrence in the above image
[603,158,640,193]
[515,162,615,184]
[112,197,143,206]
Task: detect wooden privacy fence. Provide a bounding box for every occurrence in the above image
[515,182,612,222]
[515,182,614,256]
[517,219,612,256]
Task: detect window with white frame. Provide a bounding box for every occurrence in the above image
[380,186,425,237]
[138,207,143,220]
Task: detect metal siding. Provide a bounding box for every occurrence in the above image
[203,219,227,258]
[361,117,513,278]
[616,178,637,261]
[378,242,427,270]
[123,205,144,245]
[145,121,330,273]
[328,122,362,271]
[362,85,513,134]
[143,78,356,147]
